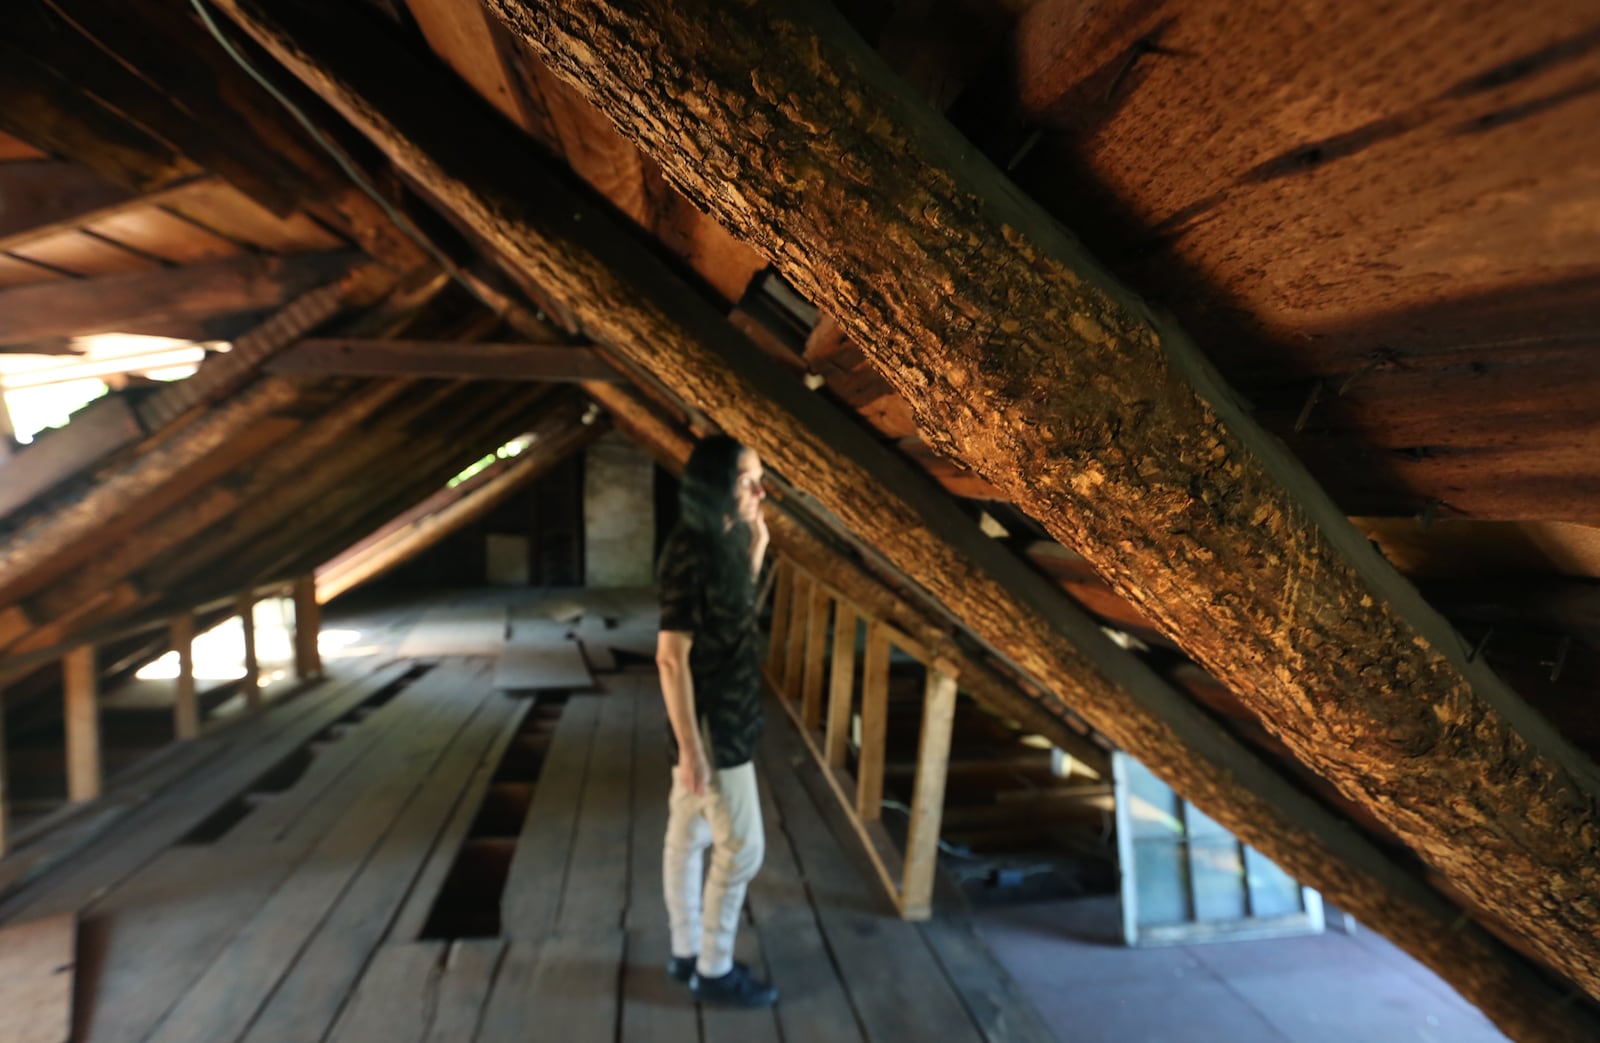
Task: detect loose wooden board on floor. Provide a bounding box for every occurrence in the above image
[0,913,76,1043]
[398,605,507,658]
[493,641,592,692]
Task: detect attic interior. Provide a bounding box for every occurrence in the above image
[0,0,1596,1041]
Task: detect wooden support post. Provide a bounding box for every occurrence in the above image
[0,688,8,857]
[900,662,959,920]
[63,645,101,803]
[766,558,792,679]
[293,575,322,680]
[782,571,810,700]
[856,621,890,822]
[800,583,831,732]
[172,611,198,740]
[238,594,260,709]
[824,601,857,769]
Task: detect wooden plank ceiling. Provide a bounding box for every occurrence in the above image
[0,1,1597,1040]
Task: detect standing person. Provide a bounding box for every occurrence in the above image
[655,434,778,1008]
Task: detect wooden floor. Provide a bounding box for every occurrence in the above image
[0,589,1053,1043]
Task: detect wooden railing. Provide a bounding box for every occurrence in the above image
[0,575,323,860]
[764,555,958,920]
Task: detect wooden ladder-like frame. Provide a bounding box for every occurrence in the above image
[763,554,957,920]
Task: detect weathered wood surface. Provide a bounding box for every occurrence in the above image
[489,0,1600,1017]
[499,695,599,937]
[0,664,408,922]
[74,667,461,1043]
[141,665,497,1043]
[266,338,619,381]
[398,605,509,659]
[0,252,356,346]
[207,3,1600,1037]
[0,913,76,1043]
[494,636,593,692]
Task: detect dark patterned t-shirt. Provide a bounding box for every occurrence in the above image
[657,523,764,769]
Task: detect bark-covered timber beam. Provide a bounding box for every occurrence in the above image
[588,378,1111,774]
[209,3,1599,1036]
[489,0,1600,1005]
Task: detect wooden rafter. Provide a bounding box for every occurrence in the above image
[0,252,357,346]
[194,4,1600,1037]
[316,392,605,601]
[264,338,617,382]
[487,0,1600,1010]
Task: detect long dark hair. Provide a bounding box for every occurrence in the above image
[677,434,754,605]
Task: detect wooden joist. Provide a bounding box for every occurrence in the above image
[490,0,1600,1012]
[265,338,620,382]
[0,252,359,347]
[203,2,1600,1037]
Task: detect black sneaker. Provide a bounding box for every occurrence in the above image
[667,955,695,984]
[689,962,779,1008]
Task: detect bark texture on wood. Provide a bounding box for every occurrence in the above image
[212,3,1600,1036]
[489,0,1600,1010]
[0,378,302,606]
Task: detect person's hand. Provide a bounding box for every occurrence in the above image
[751,505,769,547]
[677,747,711,796]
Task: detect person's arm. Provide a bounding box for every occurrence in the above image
[657,629,709,795]
[749,507,770,581]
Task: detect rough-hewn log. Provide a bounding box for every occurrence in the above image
[213,3,1600,1036]
[591,379,1112,774]
[0,253,358,346]
[265,338,616,382]
[490,0,1600,1008]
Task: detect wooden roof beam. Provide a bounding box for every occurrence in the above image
[0,252,358,347]
[191,383,551,594]
[591,379,1110,774]
[315,392,604,601]
[265,338,618,382]
[489,0,1600,1009]
[210,3,1598,1036]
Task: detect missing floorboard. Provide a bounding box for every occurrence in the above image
[177,666,430,846]
[419,697,565,940]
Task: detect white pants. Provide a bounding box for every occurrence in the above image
[662,760,765,978]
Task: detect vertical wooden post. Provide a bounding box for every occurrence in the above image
[0,688,9,857]
[855,621,890,822]
[63,645,102,803]
[900,661,959,919]
[238,594,261,709]
[294,575,323,680]
[172,611,198,740]
[766,559,792,679]
[800,583,831,731]
[782,571,811,700]
[824,601,858,769]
